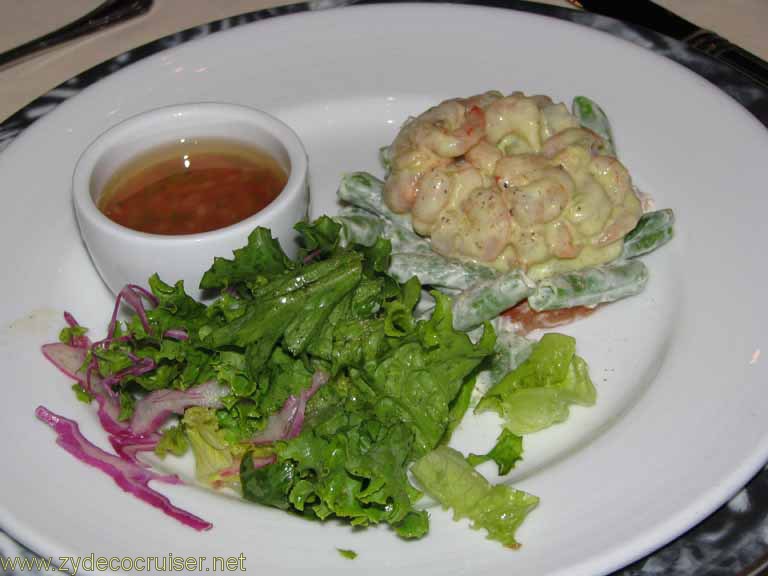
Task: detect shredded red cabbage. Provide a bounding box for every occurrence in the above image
[110,433,160,463]
[251,370,329,445]
[163,329,189,340]
[40,341,127,435]
[251,454,277,468]
[63,312,92,348]
[40,298,222,530]
[107,284,158,338]
[303,249,321,264]
[130,380,228,437]
[94,386,131,437]
[101,357,156,397]
[36,406,211,531]
[42,339,227,445]
[41,343,88,383]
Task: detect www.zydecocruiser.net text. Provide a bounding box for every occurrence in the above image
[1,552,247,573]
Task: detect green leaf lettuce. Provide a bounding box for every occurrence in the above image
[411,446,539,548]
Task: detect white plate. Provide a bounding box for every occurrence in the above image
[1,4,766,575]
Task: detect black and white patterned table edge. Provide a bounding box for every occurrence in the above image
[1,1,766,575]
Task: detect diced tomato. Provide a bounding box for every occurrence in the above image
[502,301,599,335]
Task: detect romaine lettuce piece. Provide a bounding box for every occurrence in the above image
[476,333,595,435]
[411,446,538,548]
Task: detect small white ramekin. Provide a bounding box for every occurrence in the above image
[72,102,309,300]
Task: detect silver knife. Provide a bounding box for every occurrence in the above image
[573,0,768,89]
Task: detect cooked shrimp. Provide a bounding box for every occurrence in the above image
[508,92,553,109]
[549,145,593,185]
[462,90,503,110]
[430,208,465,257]
[503,167,574,226]
[385,144,447,213]
[540,103,581,140]
[596,211,641,246]
[589,155,633,204]
[510,225,550,266]
[412,168,451,234]
[465,140,502,175]
[445,163,485,207]
[383,170,421,214]
[545,220,580,258]
[564,177,612,237]
[485,95,542,149]
[459,187,512,261]
[495,154,549,190]
[541,127,605,159]
[413,100,486,157]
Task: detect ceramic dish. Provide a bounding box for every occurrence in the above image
[0,4,766,575]
[72,102,309,299]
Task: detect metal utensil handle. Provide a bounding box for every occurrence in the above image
[0,0,153,69]
[685,29,768,90]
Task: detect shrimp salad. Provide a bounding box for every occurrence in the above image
[383,91,643,280]
[336,91,674,332]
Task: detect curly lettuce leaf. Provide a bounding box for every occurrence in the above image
[155,424,188,459]
[183,407,238,485]
[241,289,494,537]
[241,422,425,534]
[147,274,207,329]
[199,227,294,290]
[71,383,93,404]
[344,291,494,456]
[295,215,342,258]
[441,375,476,446]
[467,428,523,475]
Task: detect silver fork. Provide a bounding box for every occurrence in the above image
[0,0,153,69]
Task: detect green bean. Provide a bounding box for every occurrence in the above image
[335,206,432,254]
[389,252,497,290]
[337,172,412,230]
[337,206,498,290]
[335,208,386,247]
[528,260,648,311]
[572,96,615,156]
[452,270,533,332]
[379,145,392,173]
[622,209,675,259]
[486,328,534,390]
[388,228,433,254]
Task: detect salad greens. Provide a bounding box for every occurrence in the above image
[412,446,539,548]
[467,429,524,476]
[38,215,598,548]
[476,333,596,435]
[225,227,497,534]
[337,549,358,560]
[39,217,547,544]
